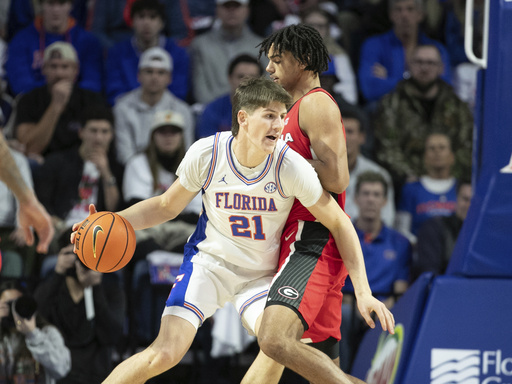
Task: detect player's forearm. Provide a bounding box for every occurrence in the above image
[0,136,33,203]
[331,214,372,298]
[117,195,178,231]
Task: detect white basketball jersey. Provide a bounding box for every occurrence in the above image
[177,132,322,271]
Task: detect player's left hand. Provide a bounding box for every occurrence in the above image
[356,293,395,334]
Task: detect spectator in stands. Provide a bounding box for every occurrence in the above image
[5,0,102,96]
[34,106,123,252]
[13,42,105,166]
[373,44,473,188]
[336,0,391,69]
[90,0,133,49]
[105,0,190,105]
[196,54,263,139]
[119,0,217,44]
[0,279,71,383]
[35,230,126,383]
[395,133,459,243]
[341,170,411,372]
[248,0,320,38]
[342,106,395,227]
[5,0,91,41]
[358,0,451,104]
[302,6,358,105]
[123,110,201,347]
[0,127,36,278]
[412,179,472,282]
[190,0,263,104]
[114,47,194,165]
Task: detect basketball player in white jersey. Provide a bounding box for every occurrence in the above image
[71,77,394,383]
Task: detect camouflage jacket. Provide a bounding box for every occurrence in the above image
[374,79,473,183]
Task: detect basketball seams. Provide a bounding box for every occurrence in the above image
[105,215,130,272]
[79,212,112,269]
[94,213,116,271]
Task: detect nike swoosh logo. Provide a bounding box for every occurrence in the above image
[284,232,295,242]
[92,225,104,259]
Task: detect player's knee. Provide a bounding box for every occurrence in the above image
[258,332,288,362]
[146,344,181,373]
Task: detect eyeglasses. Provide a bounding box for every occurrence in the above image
[411,59,440,67]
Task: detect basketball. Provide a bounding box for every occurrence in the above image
[74,212,136,273]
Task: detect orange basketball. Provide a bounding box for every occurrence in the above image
[74,212,136,273]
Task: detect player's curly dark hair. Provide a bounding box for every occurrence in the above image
[258,24,330,75]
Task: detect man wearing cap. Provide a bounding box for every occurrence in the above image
[5,0,103,96]
[13,42,105,165]
[113,47,194,165]
[105,0,190,105]
[190,0,264,104]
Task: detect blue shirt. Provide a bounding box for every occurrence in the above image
[344,225,412,299]
[358,29,452,103]
[196,94,232,140]
[105,36,190,105]
[6,21,103,95]
[399,179,457,235]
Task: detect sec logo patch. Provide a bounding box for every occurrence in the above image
[265,182,277,193]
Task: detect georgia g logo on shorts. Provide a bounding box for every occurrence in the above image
[277,286,300,300]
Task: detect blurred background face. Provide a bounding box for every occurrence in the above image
[344,118,365,160]
[356,182,387,221]
[217,2,249,30]
[303,11,330,39]
[41,0,72,32]
[229,62,262,94]
[138,67,171,94]
[132,10,164,42]
[409,46,443,86]
[42,58,78,86]
[390,0,423,35]
[456,184,472,220]
[79,119,113,152]
[423,134,454,172]
[153,126,183,154]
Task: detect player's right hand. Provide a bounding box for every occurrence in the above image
[70,204,98,250]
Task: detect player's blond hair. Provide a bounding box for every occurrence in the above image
[231,77,292,136]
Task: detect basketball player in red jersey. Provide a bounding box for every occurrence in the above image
[242,24,395,384]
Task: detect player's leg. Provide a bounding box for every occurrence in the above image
[245,222,362,383]
[240,311,285,384]
[103,314,197,383]
[256,304,363,384]
[104,252,227,383]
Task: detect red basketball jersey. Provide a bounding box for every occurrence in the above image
[281,87,346,227]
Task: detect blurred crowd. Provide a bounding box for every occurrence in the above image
[0,0,480,382]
